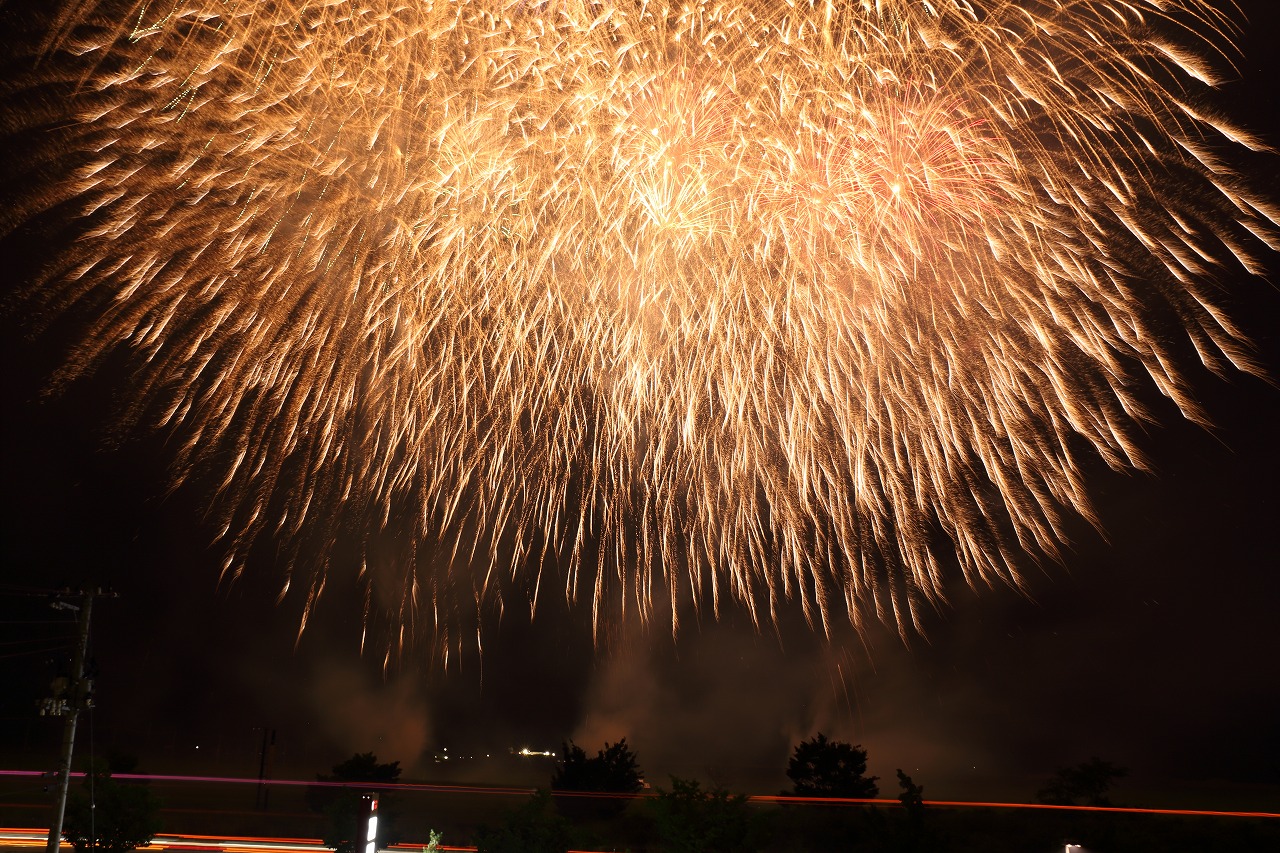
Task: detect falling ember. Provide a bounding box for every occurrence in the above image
[4,0,1276,659]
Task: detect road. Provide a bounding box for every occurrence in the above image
[0,829,480,853]
[0,829,631,853]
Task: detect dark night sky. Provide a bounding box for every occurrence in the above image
[2,0,1278,812]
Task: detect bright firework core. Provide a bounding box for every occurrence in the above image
[8,1,1277,660]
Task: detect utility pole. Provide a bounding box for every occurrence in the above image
[42,588,110,853]
[255,727,276,810]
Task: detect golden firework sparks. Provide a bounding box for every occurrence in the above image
[6,0,1276,662]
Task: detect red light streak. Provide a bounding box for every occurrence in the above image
[918,800,1279,819]
[744,794,1277,818]
[2,770,1274,820]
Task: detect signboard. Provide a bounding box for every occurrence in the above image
[358,792,379,853]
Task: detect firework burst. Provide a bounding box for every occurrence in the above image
[4,0,1276,662]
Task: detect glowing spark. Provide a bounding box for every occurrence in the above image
[5,0,1275,658]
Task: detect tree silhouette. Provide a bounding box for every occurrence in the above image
[787,733,879,798]
[896,769,925,818]
[550,738,643,819]
[62,756,161,853]
[652,777,754,853]
[304,752,402,852]
[552,738,643,793]
[474,790,571,853]
[1036,757,1128,806]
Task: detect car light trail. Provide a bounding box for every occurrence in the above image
[0,829,628,853]
[0,830,482,853]
[2,770,1275,819]
[748,795,1280,819]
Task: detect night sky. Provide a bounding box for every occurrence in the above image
[2,0,1278,812]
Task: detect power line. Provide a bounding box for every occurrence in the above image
[0,645,76,662]
[0,620,83,625]
[0,586,77,597]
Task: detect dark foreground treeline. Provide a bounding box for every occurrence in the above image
[449,737,1278,853]
[21,745,1276,853]
[462,789,1279,853]
[8,777,1275,853]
